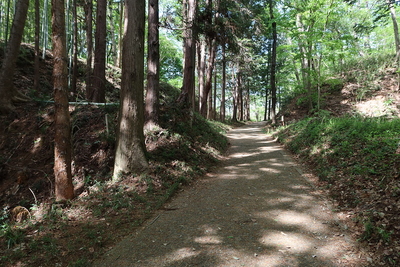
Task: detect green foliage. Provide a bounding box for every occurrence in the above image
[359,217,393,243]
[276,115,400,182]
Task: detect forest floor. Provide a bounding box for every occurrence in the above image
[93,122,369,267]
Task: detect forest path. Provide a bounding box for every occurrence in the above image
[93,122,367,267]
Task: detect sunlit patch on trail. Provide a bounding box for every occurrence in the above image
[194,235,223,244]
[260,231,314,253]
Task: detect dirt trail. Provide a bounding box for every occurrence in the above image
[93,122,367,267]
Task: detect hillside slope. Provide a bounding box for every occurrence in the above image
[276,62,400,266]
[0,44,230,266]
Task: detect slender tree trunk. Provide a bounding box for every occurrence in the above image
[84,0,93,96]
[212,66,217,120]
[220,42,226,122]
[178,0,197,109]
[34,0,40,95]
[108,3,118,65]
[269,0,277,124]
[41,0,50,58]
[387,0,400,57]
[245,79,250,121]
[207,80,213,119]
[238,71,243,121]
[52,0,74,201]
[118,1,123,68]
[0,0,30,114]
[145,0,160,129]
[113,0,148,179]
[198,39,206,113]
[71,0,78,97]
[201,38,217,117]
[89,0,107,103]
[231,63,238,122]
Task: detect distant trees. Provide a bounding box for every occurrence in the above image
[88,0,107,103]
[0,0,30,114]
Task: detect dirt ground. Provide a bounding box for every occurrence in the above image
[93,122,369,267]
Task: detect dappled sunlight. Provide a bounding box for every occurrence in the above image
[259,167,281,173]
[154,247,201,264]
[260,231,314,253]
[274,210,328,232]
[194,235,223,244]
[95,123,366,267]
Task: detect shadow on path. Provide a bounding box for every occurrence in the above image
[93,122,366,267]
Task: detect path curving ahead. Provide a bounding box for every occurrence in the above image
[94,122,367,267]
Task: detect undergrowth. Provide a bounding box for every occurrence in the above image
[275,114,400,265]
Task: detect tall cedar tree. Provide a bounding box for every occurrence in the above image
[200,0,217,117]
[0,0,30,114]
[84,0,93,94]
[52,0,74,201]
[88,0,106,102]
[145,0,160,129]
[178,0,197,109]
[34,0,40,94]
[269,0,277,124]
[113,0,148,178]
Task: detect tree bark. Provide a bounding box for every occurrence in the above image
[238,71,243,121]
[84,0,93,97]
[220,42,226,122]
[198,39,206,113]
[387,0,400,57]
[269,0,277,124]
[52,0,74,201]
[89,0,107,103]
[178,0,197,109]
[145,0,160,129]
[71,0,78,96]
[0,0,30,114]
[34,0,40,95]
[113,0,148,179]
[200,38,217,117]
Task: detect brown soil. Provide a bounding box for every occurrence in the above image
[93,122,369,267]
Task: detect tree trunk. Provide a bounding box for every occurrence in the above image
[178,0,197,109]
[113,0,148,179]
[245,79,250,121]
[0,0,30,114]
[198,39,206,113]
[200,38,217,117]
[212,66,217,120]
[108,3,118,65]
[34,0,40,95]
[52,0,74,201]
[71,0,78,97]
[238,71,243,121]
[145,0,160,129]
[207,80,213,119]
[89,0,107,103]
[118,1,124,68]
[387,0,400,57]
[231,63,238,122]
[84,0,93,96]
[269,0,277,124]
[220,42,226,122]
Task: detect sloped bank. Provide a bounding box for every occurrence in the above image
[275,115,400,266]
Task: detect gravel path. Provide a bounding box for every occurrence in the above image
[94,122,367,267]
